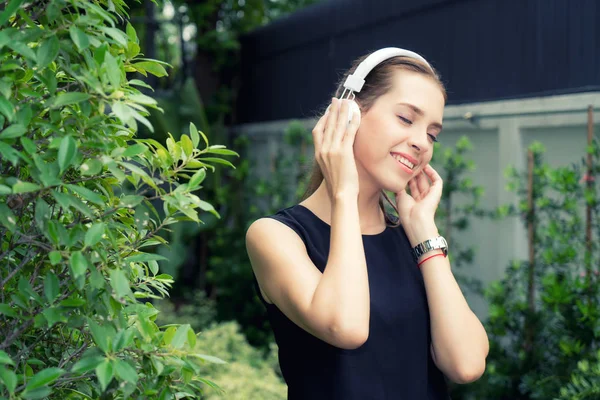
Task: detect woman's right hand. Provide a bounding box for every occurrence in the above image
[312,98,361,200]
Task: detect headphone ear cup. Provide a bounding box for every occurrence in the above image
[325,100,362,125]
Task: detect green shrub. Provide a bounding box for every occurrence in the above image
[0,0,238,398]
[454,142,600,399]
[557,350,600,400]
[193,322,285,400]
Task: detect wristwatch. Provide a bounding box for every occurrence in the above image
[412,236,448,261]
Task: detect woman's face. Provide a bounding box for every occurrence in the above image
[353,69,445,193]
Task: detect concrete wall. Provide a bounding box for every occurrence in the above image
[234,92,600,317]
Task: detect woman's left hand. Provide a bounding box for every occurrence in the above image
[395,164,443,245]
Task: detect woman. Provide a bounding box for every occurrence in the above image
[246,48,489,399]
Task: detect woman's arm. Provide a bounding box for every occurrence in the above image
[246,194,370,349]
[409,219,489,384]
[397,166,489,384]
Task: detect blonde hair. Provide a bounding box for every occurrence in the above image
[301,52,446,226]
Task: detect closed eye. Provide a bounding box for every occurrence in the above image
[428,134,439,142]
[398,116,412,125]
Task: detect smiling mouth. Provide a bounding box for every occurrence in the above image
[391,154,416,170]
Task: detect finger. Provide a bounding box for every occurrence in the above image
[343,109,360,148]
[423,164,443,197]
[416,172,430,196]
[311,112,328,154]
[423,164,443,188]
[408,178,420,199]
[333,100,350,145]
[322,98,338,150]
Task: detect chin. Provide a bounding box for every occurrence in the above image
[378,176,409,194]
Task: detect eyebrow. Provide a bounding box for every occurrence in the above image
[397,102,443,132]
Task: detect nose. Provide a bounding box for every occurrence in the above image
[407,129,430,153]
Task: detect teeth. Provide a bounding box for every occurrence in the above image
[393,154,415,169]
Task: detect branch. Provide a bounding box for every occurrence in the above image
[1,251,37,289]
[0,288,75,350]
[58,341,89,369]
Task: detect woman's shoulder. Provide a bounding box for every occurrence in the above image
[247,205,308,239]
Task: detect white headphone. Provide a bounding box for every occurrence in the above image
[334,47,433,124]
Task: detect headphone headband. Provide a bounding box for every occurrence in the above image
[343,47,432,93]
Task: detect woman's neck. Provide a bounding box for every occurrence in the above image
[301,181,386,235]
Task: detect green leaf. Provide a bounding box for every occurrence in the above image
[198,157,236,169]
[21,137,36,155]
[113,359,138,383]
[109,269,131,299]
[22,386,52,399]
[71,355,104,374]
[42,307,67,326]
[171,324,190,349]
[88,320,109,353]
[0,203,17,232]
[35,198,50,231]
[133,61,168,77]
[0,141,20,165]
[162,326,176,346]
[189,169,206,188]
[80,159,103,176]
[125,22,138,43]
[16,104,33,127]
[206,148,239,157]
[49,251,61,265]
[37,35,59,69]
[190,353,227,364]
[104,52,121,88]
[0,96,15,122]
[44,272,60,303]
[189,122,206,148]
[0,29,11,48]
[0,366,17,394]
[0,124,26,139]
[66,184,104,206]
[124,253,168,263]
[52,92,91,108]
[180,134,193,157]
[58,136,77,174]
[128,79,152,90]
[0,351,14,366]
[12,180,41,193]
[113,329,134,352]
[119,195,144,208]
[60,297,86,307]
[187,327,197,348]
[7,40,36,61]
[0,304,17,318]
[84,223,105,247]
[96,359,114,391]
[69,26,89,51]
[122,143,147,158]
[98,27,128,47]
[128,93,157,106]
[26,367,64,390]
[0,0,25,27]
[70,251,89,279]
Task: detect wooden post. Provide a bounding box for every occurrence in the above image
[525,149,535,352]
[585,105,594,284]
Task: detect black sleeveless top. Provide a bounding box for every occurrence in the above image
[256,205,450,400]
